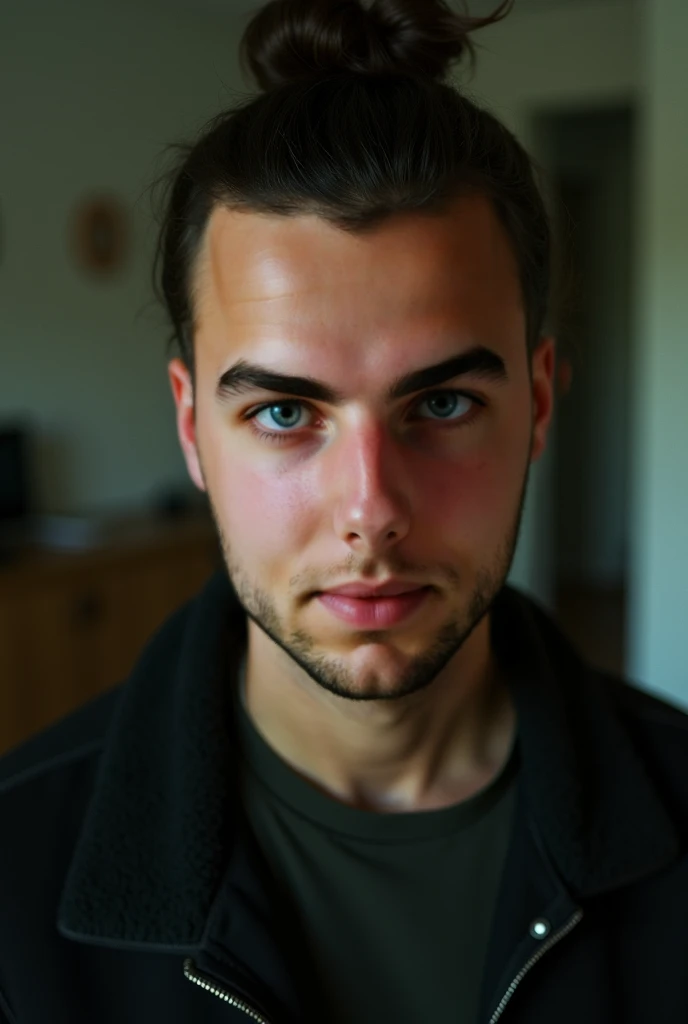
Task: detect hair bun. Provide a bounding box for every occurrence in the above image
[240,0,513,93]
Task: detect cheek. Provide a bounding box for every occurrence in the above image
[415,423,529,541]
[197,412,317,557]
[417,457,513,534]
[214,459,317,558]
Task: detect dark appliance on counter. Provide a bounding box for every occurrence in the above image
[0,425,32,563]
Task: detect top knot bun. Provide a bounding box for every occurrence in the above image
[240,0,514,93]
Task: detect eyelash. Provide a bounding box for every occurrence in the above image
[245,389,485,446]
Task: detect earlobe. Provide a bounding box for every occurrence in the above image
[167,358,207,493]
[530,336,556,464]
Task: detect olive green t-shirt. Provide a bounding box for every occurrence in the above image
[233,655,519,1024]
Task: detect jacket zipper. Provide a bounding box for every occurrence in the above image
[183,958,273,1023]
[489,909,584,1023]
[184,910,583,1024]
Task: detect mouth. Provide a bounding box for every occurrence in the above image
[315,586,432,629]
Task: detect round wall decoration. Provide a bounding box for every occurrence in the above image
[72,194,129,276]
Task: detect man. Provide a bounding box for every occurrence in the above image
[2,0,688,1021]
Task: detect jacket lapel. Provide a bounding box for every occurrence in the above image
[58,568,307,1021]
[193,813,317,1023]
[59,569,245,948]
[477,780,582,1023]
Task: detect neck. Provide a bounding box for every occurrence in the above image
[241,615,516,813]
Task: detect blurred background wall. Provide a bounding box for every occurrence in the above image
[1,0,246,514]
[470,0,688,710]
[468,0,638,611]
[1,0,687,749]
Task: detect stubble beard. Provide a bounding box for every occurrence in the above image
[203,462,530,703]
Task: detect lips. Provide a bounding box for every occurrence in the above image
[317,587,432,628]
[320,581,425,599]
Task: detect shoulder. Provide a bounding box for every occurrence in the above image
[506,584,688,745]
[603,669,688,747]
[0,686,123,953]
[608,672,688,731]
[505,585,688,811]
[0,688,124,1022]
[598,670,688,827]
[0,684,122,801]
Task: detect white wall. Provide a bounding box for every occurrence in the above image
[1,0,246,514]
[628,0,688,707]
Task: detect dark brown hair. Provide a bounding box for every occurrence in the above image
[154,0,551,380]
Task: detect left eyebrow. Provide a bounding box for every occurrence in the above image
[216,345,508,405]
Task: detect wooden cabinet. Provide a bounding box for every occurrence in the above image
[0,513,223,756]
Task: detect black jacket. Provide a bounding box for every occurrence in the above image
[1,567,688,1024]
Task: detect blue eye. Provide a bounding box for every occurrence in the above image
[248,389,483,445]
[255,402,304,430]
[418,392,472,420]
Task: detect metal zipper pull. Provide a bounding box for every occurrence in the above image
[183,957,274,1024]
[489,909,584,1023]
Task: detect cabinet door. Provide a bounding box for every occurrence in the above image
[74,547,221,694]
[0,541,221,755]
[0,578,96,752]
[0,591,30,754]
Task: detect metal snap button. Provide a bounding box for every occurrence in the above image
[530,918,551,940]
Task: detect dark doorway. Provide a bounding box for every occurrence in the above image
[535,105,635,675]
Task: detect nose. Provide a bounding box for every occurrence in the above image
[327,421,413,555]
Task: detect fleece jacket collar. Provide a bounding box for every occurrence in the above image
[58,568,679,949]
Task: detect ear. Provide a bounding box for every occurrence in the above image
[530,336,556,464]
[168,358,206,492]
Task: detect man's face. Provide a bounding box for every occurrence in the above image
[170,194,554,702]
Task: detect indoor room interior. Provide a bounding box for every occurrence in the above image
[1,0,686,756]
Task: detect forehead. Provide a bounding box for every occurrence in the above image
[194,194,524,367]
